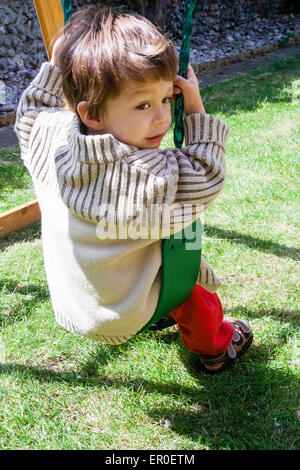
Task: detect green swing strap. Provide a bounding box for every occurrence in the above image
[174,0,198,149]
[140,0,202,333]
[62,0,72,23]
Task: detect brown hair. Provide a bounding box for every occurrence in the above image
[59,6,178,118]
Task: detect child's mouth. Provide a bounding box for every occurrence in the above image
[146,133,164,143]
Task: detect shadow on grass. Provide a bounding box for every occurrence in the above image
[0,324,298,449]
[0,221,41,251]
[0,279,49,327]
[0,348,298,449]
[201,54,300,116]
[204,224,300,261]
[223,305,300,326]
[0,223,45,326]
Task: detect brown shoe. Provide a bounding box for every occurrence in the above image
[148,313,177,331]
[196,318,253,374]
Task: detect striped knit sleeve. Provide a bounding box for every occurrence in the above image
[120,113,228,239]
[198,257,222,293]
[138,113,228,232]
[14,62,63,166]
[173,113,229,211]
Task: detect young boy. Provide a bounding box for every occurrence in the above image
[15,6,252,373]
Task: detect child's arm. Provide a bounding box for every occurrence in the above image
[172,111,228,212]
[127,66,228,235]
[14,57,64,167]
[171,65,227,216]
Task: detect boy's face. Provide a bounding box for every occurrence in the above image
[98,78,174,149]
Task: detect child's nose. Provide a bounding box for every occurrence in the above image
[153,107,168,125]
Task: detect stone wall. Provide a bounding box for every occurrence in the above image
[0,0,299,109]
[0,0,287,78]
[0,0,46,77]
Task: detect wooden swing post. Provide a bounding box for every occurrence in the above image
[33,0,64,59]
[0,1,64,239]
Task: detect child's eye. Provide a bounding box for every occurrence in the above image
[162,97,172,104]
[136,103,150,110]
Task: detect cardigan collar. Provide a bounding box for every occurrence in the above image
[68,114,137,164]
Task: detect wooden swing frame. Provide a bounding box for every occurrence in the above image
[0,0,64,239]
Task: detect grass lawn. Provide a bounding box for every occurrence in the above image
[0,146,36,213]
[0,54,299,450]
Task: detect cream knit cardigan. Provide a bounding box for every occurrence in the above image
[15,63,229,344]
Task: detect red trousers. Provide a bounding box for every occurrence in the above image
[170,285,233,356]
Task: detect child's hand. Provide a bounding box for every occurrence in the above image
[173,64,205,115]
[50,34,65,68]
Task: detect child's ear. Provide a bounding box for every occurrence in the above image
[77,101,104,131]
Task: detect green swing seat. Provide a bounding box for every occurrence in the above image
[140,220,202,332]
